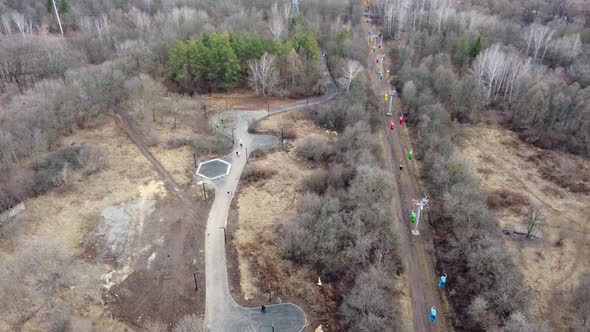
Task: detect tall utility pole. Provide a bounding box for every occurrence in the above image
[51,0,64,35]
[291,0,300,19]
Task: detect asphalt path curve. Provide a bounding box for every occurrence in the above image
[203,53,336,332]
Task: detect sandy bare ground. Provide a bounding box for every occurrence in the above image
[0,113,211,330]
[460,125,590,329]
[204,89,301,113]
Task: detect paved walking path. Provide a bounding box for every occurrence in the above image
[203,54,336,332]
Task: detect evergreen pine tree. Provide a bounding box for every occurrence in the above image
[457,36,470,62]
[58,0,69,14]
[470,35,482,58]
[440,29,448,49]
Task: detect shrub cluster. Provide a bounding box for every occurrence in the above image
[398,59,531,329]
[282,68,403,330]
[189,134,232,155]
[295,136,334,163]
[241,164,277,184]
[0,143,106,211]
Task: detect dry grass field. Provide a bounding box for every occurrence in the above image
[461,125,590,329]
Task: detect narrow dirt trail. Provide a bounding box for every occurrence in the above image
[364,22,454,331]
[112,106,184,198]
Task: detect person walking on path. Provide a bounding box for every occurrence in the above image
[399,159,403,171]
[261,305,266,313]
[239,139,243,148]
[236,151,240,157]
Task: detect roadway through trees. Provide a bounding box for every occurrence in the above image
[365,23,454,331]
[203,53,336,331]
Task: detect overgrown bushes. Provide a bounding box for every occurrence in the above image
[189,134,232,155]
[241,164,277,184]
[486,189,529,212]
[302,165,355,195]
[0,143,106,211]
[341,265,401,332]
[282,62,403,329]
[567,271,590,330]
[399,59,531,329]
[295,136,334,163]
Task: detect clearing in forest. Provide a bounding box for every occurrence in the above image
[0,112,210,330]
[461,124,590,329]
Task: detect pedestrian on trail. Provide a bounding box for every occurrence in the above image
[261,305,266,313]
[439,273,447,289]
[236,151,240,157]
[227,191,230,195]
[239,139,243,148]
[399,160,403,171]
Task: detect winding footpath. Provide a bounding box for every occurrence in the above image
[203,54,336,331]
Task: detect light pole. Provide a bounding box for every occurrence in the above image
[51,0,64,35]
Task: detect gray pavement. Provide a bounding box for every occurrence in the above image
[203,54,336,332]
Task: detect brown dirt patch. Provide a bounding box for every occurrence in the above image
[204,89,297,112]
[485,188,530,213]
[103,194,210,328]
[461,125,590,328]
[256,110,327,137]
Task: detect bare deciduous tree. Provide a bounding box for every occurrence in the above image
[0,130,18,163]
[549,33,581,66]
[268,3,289,41]
[338,59,363,95]
[80,15,111,43]
[522,205,546,238]
[10,12,33,37]
[248,52,278,96]
[0,239,73,329]
[130,7,152,32]
[1,15,12,35]
[285,49,303,87]
[524,23,554,63]
[467,296,491,330]
[473,44,508,100]
[473,44,531,102]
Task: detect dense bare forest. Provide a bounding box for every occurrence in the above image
[0,0,349,210]
[372,0,590,329]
